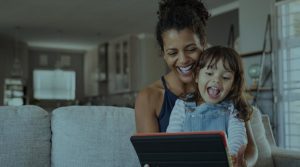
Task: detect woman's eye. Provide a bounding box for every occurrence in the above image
[167,53,176,57]
[186,48,197,52]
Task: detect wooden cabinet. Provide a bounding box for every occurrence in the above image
[108,34,166,94]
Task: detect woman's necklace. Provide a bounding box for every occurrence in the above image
[178,92,196,102]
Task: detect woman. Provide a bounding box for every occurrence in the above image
[134,0,257,166]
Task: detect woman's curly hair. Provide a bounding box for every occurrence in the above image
[156,0,210,51]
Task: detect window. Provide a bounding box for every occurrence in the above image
[276,0,300,151]
[33,69,76,100]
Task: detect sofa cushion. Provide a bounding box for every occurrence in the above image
[0,105,51,167]
[250,106,274,167]
[51,106,139,167]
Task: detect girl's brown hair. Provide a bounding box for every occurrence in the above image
[197,46,253,121]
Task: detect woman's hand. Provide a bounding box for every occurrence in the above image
[233,145,247,167]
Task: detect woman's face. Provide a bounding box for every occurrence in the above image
[162,28,202,83]
[196,59,235,104]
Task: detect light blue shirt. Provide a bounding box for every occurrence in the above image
[167,99,247,155]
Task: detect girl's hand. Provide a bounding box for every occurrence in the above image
[233,145,247,167]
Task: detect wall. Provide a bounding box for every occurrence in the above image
[207,9,239,47]
[84,46,99,96]
[134,34,167,91]
[239,0,273,53]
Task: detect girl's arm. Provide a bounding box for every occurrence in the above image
[166,99,186,132]
[233,121,258,167]
[228,111,248,156]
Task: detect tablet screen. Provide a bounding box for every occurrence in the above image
[130,131,232,167]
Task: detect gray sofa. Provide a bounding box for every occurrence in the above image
[0,105,299,167]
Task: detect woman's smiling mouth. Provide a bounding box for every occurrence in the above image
[177,63,195,75]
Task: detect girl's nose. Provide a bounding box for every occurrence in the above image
[212,76,220,83]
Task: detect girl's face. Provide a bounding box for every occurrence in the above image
[162,28,202,84]
[196,59,235,104]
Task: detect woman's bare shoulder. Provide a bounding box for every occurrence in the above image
[136,80,164,101]
[135,80,164,132]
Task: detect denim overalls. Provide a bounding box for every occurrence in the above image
[183,101,234,134]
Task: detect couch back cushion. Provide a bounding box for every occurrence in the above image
[0,105,51,167]
[51,106,139,167]
[250,106,274,167]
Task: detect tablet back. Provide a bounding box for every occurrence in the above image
[130,131,231,167]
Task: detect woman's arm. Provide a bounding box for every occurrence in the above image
[135,87,161,133]
[244,121,258,167]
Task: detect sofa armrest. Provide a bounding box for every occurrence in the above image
[271,146,300,167]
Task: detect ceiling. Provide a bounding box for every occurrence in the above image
[0,0,236,51]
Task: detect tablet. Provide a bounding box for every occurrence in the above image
[130,131,232,167]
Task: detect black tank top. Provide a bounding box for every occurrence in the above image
[158,76,178,132]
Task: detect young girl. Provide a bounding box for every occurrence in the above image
[167,46,253,158]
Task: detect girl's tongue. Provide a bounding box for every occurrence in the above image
[208,87,220,98]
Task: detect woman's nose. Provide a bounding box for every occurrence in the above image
[178,52,187,63]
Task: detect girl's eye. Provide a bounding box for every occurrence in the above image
[205,72,213,76]
[222,74,233,80]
